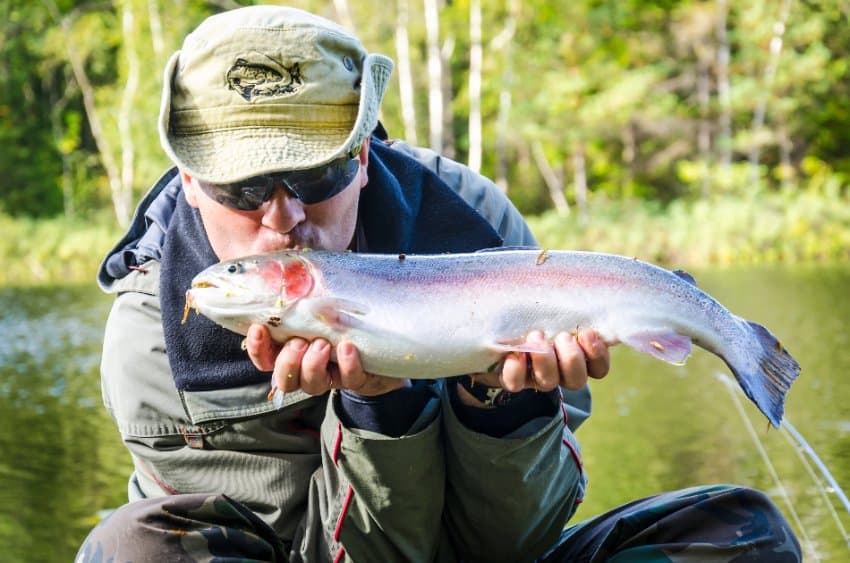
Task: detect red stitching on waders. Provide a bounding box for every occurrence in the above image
[334,484,355,542]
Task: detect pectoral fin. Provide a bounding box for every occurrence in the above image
[304,297,370,330]
[488,338,552,355]
[620,331,692,365]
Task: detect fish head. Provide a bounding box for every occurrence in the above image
[186,252,315,335]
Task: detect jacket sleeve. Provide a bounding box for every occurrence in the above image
[384,140,537,246]
[441,386,587,561]
[317,386,447,562]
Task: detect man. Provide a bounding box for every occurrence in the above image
[80,6,801,562]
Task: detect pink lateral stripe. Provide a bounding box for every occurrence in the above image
[334,484,355,542]
[334,547,345,563]
[562,438,584,475]
[332,421,343,466]
[560,401,569,426]
[575,498,584,504]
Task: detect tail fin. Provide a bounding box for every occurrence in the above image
[726,320,801,427]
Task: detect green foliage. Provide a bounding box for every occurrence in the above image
[529,178,850,268]
[1,0,850,265]
[0,1,64,216]
[0,212,120,285]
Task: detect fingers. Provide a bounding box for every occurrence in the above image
[267,336,406,398]
[553,332,589,390]
[498,330,611,393]
[337,341,408,396]
[336,340,367,390]
[500,352,529,392]
[271,337,310,394]
[527,331,559,391]
[246,324,281,372]
[300,339,333,395]
[577,329,610,380]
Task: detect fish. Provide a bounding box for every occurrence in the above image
[185,249,801,426]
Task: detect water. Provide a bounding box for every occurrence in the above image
[0,267,848,561]
[0,285,128,562]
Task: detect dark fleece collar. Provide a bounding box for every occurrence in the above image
[159,140,504,391]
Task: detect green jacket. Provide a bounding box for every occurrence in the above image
[99,141,591,562]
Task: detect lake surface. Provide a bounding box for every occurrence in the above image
[1,266,849,561]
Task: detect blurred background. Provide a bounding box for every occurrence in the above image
[1,0,849,560]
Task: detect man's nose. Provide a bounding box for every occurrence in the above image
[261,185,305,232]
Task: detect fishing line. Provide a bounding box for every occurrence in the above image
[779,419,850,548]
[713,372,820,561]
[780,419,850,517]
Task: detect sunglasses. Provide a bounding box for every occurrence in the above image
[197,154,361,210]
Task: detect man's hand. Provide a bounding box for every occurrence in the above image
[458,329,610,406]
[246,324,409,397]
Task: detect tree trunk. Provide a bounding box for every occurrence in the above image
[697,55,711,198]
[531,141,569,215]
[58,11,129,226]
[779,122,793,191]
[440,36,455,158]
[621,120,636,197]
[423,0,443,152]
[748,0,792,187]
[494,0,518,193]
[119,0,140,222]
[716,0,732,170]
[573,141,588,225]
[395,0,418,143]
[147,0,164,62]
[467,0,482,172]
[48,69,76,218]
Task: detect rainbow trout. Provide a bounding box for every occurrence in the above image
[185,249,800,426]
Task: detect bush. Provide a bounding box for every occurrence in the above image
[527,189,850,268]
[0,213,121,286]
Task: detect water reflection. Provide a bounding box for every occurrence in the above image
[0,267,848,561]
[0,286,131,562]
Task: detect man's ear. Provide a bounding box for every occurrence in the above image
[181,170,200,207]
[358,136,370,189]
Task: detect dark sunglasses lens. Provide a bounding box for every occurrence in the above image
[285,158,359,204]
[199,180,275,211]
[199,157,359,209]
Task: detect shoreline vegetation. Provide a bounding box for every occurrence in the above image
[4,188,848,287]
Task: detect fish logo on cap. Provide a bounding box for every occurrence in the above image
[226,53,303,102]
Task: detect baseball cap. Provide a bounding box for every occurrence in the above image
[158,5,394,183]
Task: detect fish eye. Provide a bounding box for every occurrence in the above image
[227,263,244,274]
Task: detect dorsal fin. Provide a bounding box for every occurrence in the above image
[673,269,698,286]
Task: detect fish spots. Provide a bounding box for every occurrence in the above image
[398,253,406,261]
[267,316,282,327]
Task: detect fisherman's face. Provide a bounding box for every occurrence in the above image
[183,140,370,261]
